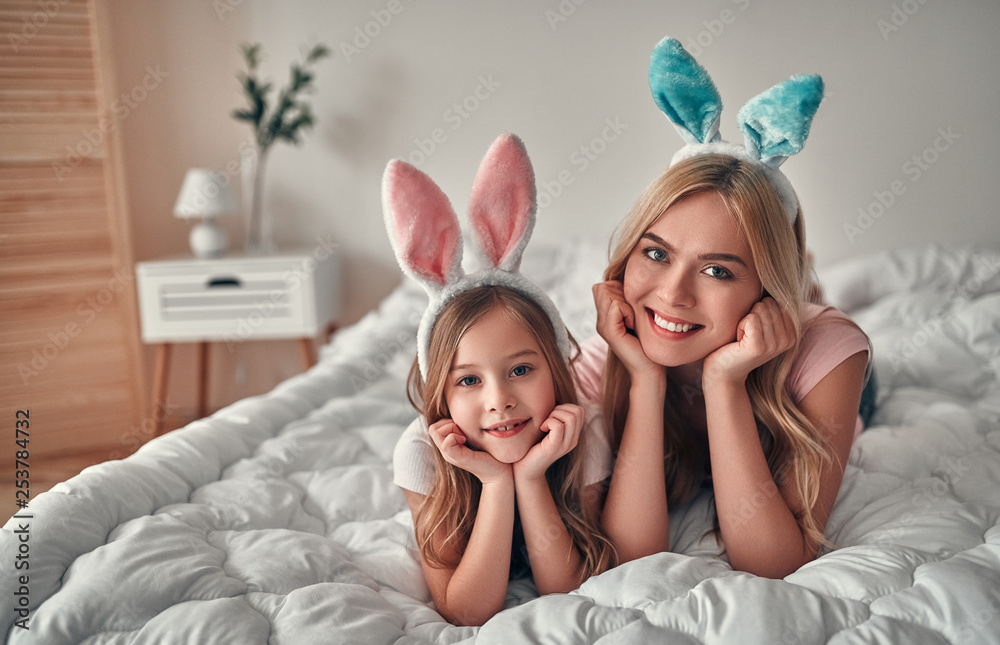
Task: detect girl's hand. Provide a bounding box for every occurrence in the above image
[593,280,662,380]
[428,418,511,485]
[703,297,796,386]
[513,404,584,481]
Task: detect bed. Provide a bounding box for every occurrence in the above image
[3,241,1000,644]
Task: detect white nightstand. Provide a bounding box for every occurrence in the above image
[136,248,341,434]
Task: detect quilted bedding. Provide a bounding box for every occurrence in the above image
[3,242,1000,644]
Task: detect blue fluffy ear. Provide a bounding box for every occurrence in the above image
[649,37,722,145]
[737,74,824,168]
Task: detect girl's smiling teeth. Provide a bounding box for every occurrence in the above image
[484,418,530,436]
[651,311,702,333]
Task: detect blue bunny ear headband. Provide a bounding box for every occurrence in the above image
[649,37,824,223]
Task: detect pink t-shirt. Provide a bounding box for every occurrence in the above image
[573,302,870,438]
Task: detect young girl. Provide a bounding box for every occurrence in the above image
[587,38,872,578]
[385,134,615,626]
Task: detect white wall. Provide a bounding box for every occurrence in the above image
[105,0,1000,410]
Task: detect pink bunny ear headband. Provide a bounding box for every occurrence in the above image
[382,133,571,378]
[649,37,825,223]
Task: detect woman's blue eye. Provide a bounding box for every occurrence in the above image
[704,265,733,280]
[458,375,479,387]
[511,365,530,377]
[643,247,667,262]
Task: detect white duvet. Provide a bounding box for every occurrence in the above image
[3,242,999,644]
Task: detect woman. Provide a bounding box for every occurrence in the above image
[587,152,870,578]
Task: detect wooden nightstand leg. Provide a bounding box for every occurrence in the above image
[324,321,338,344]
[298,338,316,370]
[152,343,172,436]
[196,341,209,418]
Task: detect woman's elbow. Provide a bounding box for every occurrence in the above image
[729,548,816,579]
[602,523,668,565]
[534,566,588,596]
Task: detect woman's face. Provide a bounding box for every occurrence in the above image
[623,191,763,368]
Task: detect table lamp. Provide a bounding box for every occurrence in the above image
[173,168,239,258]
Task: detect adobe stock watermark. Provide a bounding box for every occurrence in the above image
[875,455,971,545]
[178,135,253,213]
[52,64,169,180]
[18,267,134,385]
[349,325,419,393]
[888,253,1000,374]
[877,0,936,41]
[220,136,257,191]
[405,74,501,166]
[681,0,752,57]
[338,0,411,63]
[844,126,960,244]
[212,0,245,20]
[536,116,628,209]
[730,479,780,529]
[543,0,588,31]
[178,134,255,217]
[947,253,1000,308]
[774,617,816,645]
[5,0,71,53]
[956,587,1000,643]
[107,398,181,460]
[222,235,340,350]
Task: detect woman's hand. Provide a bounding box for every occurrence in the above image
[593,280,662,380]
[703,297,796,386]
[513,404,584,481]
[428,418,511,485]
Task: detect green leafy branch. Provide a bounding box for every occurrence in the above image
[233,42,330,153]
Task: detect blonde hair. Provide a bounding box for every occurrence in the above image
[603,153,858,550]
[407,285,616,581]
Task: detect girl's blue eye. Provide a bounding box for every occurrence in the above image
[704,265,734,280]
[458,375,479,387]
[643,247,667,263]
[511,365,530,377]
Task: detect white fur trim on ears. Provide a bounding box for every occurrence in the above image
[669,141,800,223]
[416,269,572,379]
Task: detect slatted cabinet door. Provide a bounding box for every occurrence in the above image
[0,0,146,473]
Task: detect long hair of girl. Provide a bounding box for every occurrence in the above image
[406,285,617,581]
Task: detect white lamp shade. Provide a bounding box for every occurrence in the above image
[173,168,239,219]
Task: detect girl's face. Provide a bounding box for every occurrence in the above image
[623,190,763,369]
[443,306,557,464]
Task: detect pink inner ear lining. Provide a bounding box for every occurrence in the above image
[387,162,460,286]
[469,190,530,266]
[468,135,535,267]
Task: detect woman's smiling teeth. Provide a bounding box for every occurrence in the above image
[652,312,700,333]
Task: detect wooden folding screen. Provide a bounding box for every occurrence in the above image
[0,0,146,478]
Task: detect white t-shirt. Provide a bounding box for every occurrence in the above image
[392,402,612,495]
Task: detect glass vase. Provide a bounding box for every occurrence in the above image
[241,146,273,255]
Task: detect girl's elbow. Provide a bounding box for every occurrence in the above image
[739,563,797,579]
[441,606,497,627]
[439,596,505,627]
[452,614,491,628]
